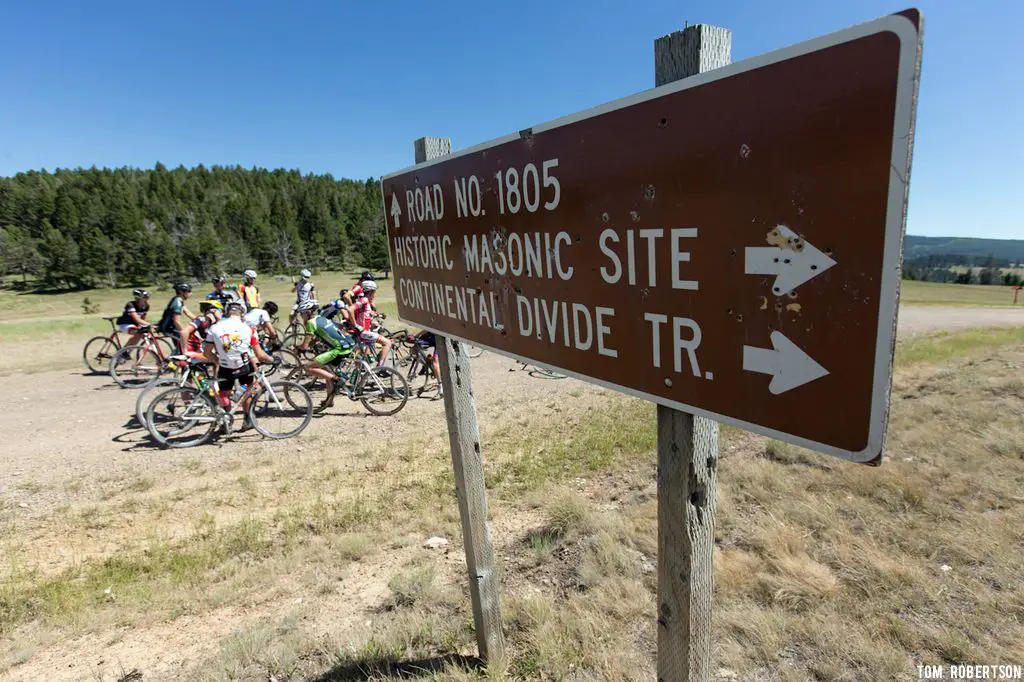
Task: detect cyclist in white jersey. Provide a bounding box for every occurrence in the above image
[203,302,277,418]
[243,301,280,349]
[290,269,316,329]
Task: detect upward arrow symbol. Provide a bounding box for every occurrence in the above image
[390,193,402,228]
[745,225,836,296]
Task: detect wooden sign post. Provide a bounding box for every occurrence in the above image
[653,24,731,682]
[414,136,506,665]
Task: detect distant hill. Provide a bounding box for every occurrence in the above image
[904,235,1024,263]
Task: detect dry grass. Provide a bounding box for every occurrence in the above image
[4,328,1024,679]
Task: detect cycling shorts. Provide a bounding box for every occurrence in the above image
[358,330,381,344]
[415,333,437,358]
[217,365,254,392]
[315,346,351,367]
[117,324,138,333]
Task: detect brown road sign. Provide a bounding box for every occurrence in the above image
[380,9,923,463]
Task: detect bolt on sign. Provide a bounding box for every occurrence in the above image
[381,9,923,463]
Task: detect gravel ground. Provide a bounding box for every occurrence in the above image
[2,304,1023,513]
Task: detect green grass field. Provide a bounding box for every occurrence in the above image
[900,280,1020,307]
[0,271,401,374]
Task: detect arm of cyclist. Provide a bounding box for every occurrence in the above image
[203,341,219,369]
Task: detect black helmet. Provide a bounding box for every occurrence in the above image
[212,275,226,285]
[132,288,150,299]
[175,282,192,293]
[339,288,348,298]
[264,301,279,316]
[360,271,375,282]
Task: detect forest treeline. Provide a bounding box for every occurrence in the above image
[903,254,1023,286]
[0,163,389,289]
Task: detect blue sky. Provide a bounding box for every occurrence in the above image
[1,0,1020,238]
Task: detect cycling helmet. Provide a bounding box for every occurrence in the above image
[174,282,192,293]
[361,280,378,293]
[243,269,257,280]
[199,299,224,314]
[264,301,279,316]
[132,288,150,299]
[211,275,226,285]
[300,268,312,279]
[360,271,375,282]
[339,288,348,298]
[225,301,245,316]
[297,299,319,313]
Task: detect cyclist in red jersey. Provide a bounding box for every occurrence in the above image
[351,280,392,367]
[180,300,224,362]
[341,271,374,308]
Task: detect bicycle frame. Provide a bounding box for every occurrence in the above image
[328,342,396,399]
[172,367,283,434]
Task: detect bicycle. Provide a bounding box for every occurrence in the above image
[400,335,443,399]
[308,340,410,416]
[145,363,313,448]
[83,318,175,374]
[134,356,213,430]
[107,326,179,388]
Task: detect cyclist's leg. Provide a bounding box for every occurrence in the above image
[360,330,389,365]
[237,364,257,415]
[119,324,144,347]
[216,366,237,407]
[307,346,345,405]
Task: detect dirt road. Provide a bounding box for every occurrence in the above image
[895,305,1024,338]
[3,304,1024,513]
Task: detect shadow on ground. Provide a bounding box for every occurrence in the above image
[309,653,482,681]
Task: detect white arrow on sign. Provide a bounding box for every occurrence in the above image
[745,224,836,296]
[390,193,402,228]
[743,331,829,394]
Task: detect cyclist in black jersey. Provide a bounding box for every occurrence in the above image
[319,289,349,321]
[115,289,152,347]
[207,276,237,307]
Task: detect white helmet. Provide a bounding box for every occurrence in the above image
[361,280,378,292]
[300,268,311,279]
[244,269,257,280]
[297,299,319,313]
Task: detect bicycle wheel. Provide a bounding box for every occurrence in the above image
[357,366,409,416]
[134,376,180,429]
[282,329,312,351]
[83,336,120,373]
[146,386,219,448]
[273,349,305,382]
[249,380,313,439]
[154,335,178,358]
[109,344,166,388]
[406,354,435,397]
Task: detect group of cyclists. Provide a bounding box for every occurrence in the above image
[113,268,443,412]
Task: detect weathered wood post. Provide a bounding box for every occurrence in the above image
[653,24,731,682]
[413,136,506,665]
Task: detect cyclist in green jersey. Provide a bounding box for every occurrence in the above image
[294,299,355,409]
